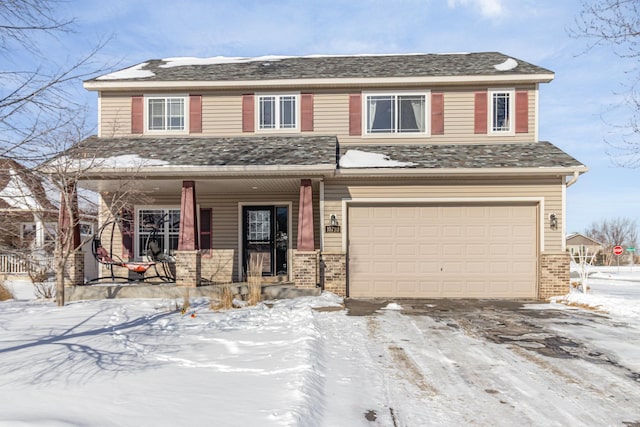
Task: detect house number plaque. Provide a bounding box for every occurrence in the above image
[325,225,341,233]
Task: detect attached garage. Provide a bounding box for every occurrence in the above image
[347,204,538,298]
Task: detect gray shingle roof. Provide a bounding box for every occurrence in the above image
[73,135,339,167]
[89,52,553,83]
[339,141,585,169]
[69,136,583,171]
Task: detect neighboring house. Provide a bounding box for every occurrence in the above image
[61,52,587,299]
[566,233,603,257]
[0,158,97,280]
[0,158,59,256]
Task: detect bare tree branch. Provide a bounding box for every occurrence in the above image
[572,0,640,165]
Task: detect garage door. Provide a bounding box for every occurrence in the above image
[348,204,538,298]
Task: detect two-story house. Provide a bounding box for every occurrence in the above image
[61,52,586,299]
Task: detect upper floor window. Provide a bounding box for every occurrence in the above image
[489,89,514,133]
[257,94,299,131]
[364,92,428,135]
[146,96,186,132]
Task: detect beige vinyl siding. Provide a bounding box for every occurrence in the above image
[314,92,350,136]
[201,92,243,135]
[99,92,135,137]
[98,85,537,141]
[322,177,564,253]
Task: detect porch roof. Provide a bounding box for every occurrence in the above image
[72,135,338,170]
[60,137,586,182]
[339,141,586,169]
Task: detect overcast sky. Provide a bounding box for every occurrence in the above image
[12,0,638,235]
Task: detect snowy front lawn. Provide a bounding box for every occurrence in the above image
[1,270,639,426]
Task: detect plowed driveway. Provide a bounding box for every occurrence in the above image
[317,299,640,426]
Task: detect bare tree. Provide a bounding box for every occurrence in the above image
[572,0,640,166]
[584,217,638,265]
[0,0,108,163]
[0,1,115,305]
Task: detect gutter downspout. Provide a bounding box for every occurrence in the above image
[566,170,580,188]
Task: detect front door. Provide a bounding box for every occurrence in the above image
[243,206,288,277]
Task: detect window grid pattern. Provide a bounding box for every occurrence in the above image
[258,95,297,130]
[137,208,180,257]
[492,92,511,132]
[148,97,185,131]
[247,210,270,241]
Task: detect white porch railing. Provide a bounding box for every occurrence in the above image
[0,253,54,274]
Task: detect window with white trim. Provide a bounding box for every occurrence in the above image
[257,94,298,130]
[489,89,514,133]
[146,96,186,131]
[364,92,428,134]
[136,208,180,258]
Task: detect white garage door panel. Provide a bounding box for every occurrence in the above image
[348,205,538,298]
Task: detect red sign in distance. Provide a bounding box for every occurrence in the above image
[613,245,624,256]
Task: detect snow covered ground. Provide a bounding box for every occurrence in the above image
[1,268,639,426]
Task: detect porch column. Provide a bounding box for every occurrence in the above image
[33,213,45,256]
[296,179,315,251]
[58,182,83,287]
[178,180,199,250]
[175,180,201,287]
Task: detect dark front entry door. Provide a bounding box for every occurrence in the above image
[243,206,288,277]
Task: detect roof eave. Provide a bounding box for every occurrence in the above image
[75,164,588,179]
[83,73,555,91]
[335,165,588,178]
[77,164,337,179]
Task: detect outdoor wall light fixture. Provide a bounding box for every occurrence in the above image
[549,213,558,230]
[330,214,339,227]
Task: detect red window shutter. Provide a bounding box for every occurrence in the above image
[349,94,362,136]
[515,90,529,133]
[474,92,488,134]
[199,208,212,253]
[301,93,314,131]
[131,96,144,134]
[242,94,254,133]
[120,208,134,259]
[431,92,444,135]
[189,95,202,133]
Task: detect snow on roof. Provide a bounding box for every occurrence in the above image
[339,150,417,168]
[159,56,292,68]
[0,169,42,210]
[53,154,170,169]
[494,58,518,71]
[158,53,462,68]
[96,63,155,80]
[93,154,170,168]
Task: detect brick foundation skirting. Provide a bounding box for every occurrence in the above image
[62,251,85,287]
[175,250,202,287]
[320,252,347,296]
[539,252,570,300]
[293,250,319,289]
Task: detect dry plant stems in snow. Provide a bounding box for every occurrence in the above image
[211,284,234,310]
[0,281,12,301]
[181,289,190,313]
[570,246,598,294]
[28,266,54,299]
[247,253,264,306]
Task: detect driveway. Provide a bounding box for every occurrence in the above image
[317,298,640,426]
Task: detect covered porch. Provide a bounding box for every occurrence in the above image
[55,134,346,297]
[74,174,329,292]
